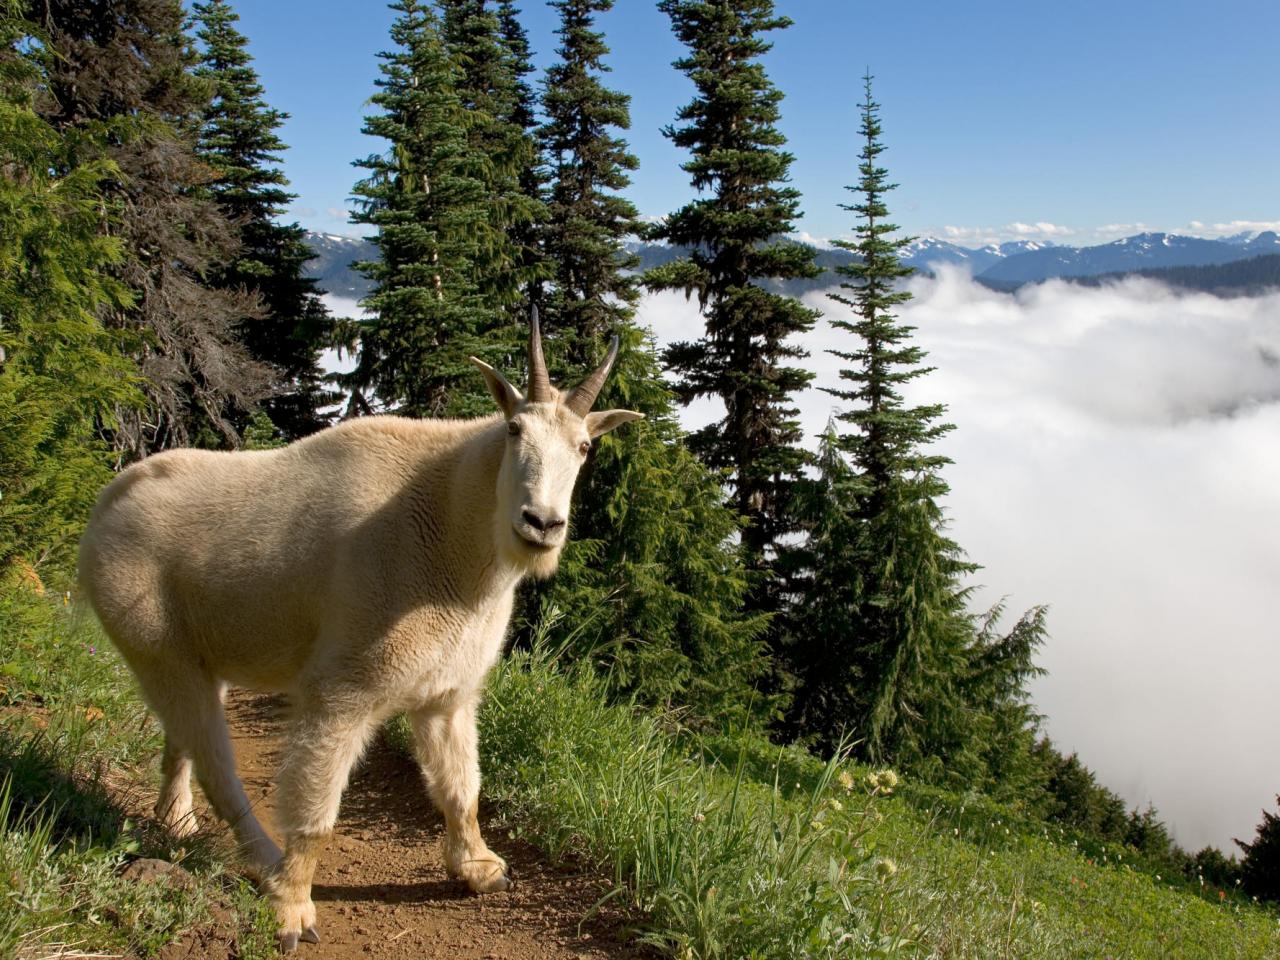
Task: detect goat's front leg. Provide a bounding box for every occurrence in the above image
[268,702,374,951]
[409,700,510,893]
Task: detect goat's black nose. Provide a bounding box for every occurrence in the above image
[522,509,566,533]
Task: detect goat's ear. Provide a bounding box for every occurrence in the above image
[469,357,523,418]
[584,409,644,439]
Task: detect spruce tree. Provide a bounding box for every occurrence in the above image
[788,76,1046,774]
[494,1,547,305]
[192,0,338,440]
[0,7,142,572]
[437,0,544,314]
[646,0,820,578]
[532,0,772,724]
[32,0,272,457]
[348,0,498,418]
[1237,797,1280,903]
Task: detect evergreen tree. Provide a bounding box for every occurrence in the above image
[787,75,1047,774]
[531,0,772,725]
[437,0,544,314]
[646,0,820,578]
[0,6,142,573]
[1237,796,1280,903]
[538,0,640,363]
[348,0,497,418]
[192,0,338,440]
[32,0,272,457]
[494,1,547,305]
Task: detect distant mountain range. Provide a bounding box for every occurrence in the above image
[304,229,1280,302]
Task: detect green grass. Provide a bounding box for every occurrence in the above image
[389,635,1280,959]
[7,581,1279,959]
[0,586,277,959]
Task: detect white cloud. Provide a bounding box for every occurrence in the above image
[936,221,1076,245]
[1008,221,1076,237]
[1184,219,1280,238]
[636,271,1280,852]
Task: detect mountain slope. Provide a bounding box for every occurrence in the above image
[979,231,1280,284]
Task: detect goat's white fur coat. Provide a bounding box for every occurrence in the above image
[78,327,640,949]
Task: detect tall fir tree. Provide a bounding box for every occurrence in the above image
[192,0,338,441]
[645,0,820,581]
[0,5,142,573]
[532,0,773,725]
[348,0,499,418]
[437,0,544,316]
[494,1,547,306]
[32,0,272,458]
[788,76,1045,777]
[1237,797,1280,903]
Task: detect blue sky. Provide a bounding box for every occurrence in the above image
[233,0,1280,246]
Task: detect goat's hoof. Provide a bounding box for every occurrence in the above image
[272,897,317,953]
[465,862,512,894]
[278,926,318,953]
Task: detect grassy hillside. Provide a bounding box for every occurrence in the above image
[0,581,276,959]
[4,585,1277,958]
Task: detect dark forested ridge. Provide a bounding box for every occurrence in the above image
[1060,252,1280,295]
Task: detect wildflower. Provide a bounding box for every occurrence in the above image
[838,770,855,792]
[867,769,899,793]
[692,812,705,824]
[875,858,897,880]
[809,819,825,832]
[828,798,843,813]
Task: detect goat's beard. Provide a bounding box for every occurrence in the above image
[521,543,563,581]
[497,525,565,581]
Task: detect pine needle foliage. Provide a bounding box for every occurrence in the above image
[348,0,499,418]
[531,0,773,726]
[645,0,820,575]
[192,0,339,440]
[438,0,545,315]
[0,7,142,573]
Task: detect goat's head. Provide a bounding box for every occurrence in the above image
[470,309,643,578]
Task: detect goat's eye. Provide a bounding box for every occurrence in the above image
[507,420,521,437]
[578,441,591,456]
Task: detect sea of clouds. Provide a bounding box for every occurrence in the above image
[637,268,1280,853]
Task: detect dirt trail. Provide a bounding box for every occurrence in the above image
[216,690,643,960]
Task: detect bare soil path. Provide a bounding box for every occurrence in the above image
[208,690,645,960]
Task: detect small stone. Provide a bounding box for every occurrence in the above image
[119,858,195,891]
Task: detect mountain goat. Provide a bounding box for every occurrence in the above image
[77,315,641,950]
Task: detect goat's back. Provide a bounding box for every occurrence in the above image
[77,416,492,690]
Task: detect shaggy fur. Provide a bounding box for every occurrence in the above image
[78,347,640,949]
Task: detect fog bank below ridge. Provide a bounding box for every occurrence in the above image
[638,268,1280,853]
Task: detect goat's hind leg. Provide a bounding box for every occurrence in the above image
[155,735,197,838]
[134,661,281,876]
